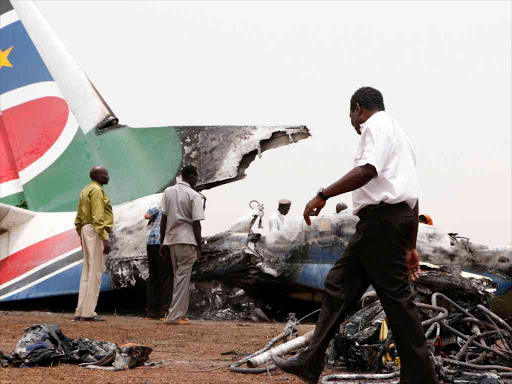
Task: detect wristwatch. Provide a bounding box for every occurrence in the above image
[317,187,330,201]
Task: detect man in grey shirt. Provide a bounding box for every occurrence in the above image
[159,165,205,325]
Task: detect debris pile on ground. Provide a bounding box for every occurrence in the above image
[190,282,277,323]
[1,324,152,371]
[326,266,512,382]
[228,266,512,382]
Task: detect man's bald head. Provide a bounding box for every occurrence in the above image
[90,166,110,185]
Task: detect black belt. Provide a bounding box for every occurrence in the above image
[356,201,409,219]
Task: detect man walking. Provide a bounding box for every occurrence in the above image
[160,165,205,325]
[268,199,292,232]
[271,87,438,383]
[74,166,113,322]
[144,207,173,319]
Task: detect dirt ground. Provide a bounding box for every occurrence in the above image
[0,310,334,384]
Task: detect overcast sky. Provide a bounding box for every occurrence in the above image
[36,1,511,247]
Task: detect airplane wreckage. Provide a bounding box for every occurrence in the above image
[97,196,511,304]
[0,0,312,301]
[1,1,511,379]
[0,0,511,316]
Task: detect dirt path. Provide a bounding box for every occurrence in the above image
[0,310,327,384]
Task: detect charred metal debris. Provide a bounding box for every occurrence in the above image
[1,324,154,371]
[106,197,510,303]
[221,272,512,383]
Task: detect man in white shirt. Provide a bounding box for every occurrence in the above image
[160,165,205,325]
[272,88,438,384]
[268,199,291,232]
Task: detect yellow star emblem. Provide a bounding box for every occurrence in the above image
[0,46,14,69]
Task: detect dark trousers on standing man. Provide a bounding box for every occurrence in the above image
[146,244,174,317]
[299,202,438,384]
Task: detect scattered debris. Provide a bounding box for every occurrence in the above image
[321,278,512,380]
[82,343,153,371]
[104,200,511,323]
[189,282,258,321]
[250,308,271,323]
[1,324,153,371]
[222,270,512,382]
[229,314,299,374]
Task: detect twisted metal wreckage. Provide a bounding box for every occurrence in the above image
[108,198,511,303]
[0,0,312,303]
[1,1,511,380]
[221,289,512,383]
[105,196,512,381]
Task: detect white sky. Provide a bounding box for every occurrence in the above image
[36,1,511,247]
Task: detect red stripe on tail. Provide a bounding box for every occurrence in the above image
[0,228,80,285]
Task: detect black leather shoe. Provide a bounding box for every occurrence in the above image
[270,353,320,384]
[81,316,105,322]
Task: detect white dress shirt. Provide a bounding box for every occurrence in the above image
[352,111,420,214]
[268,211,285,232]
[160,181,205,246]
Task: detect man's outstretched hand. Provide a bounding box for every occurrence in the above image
[303,195,326,225]
[406,248,421,281]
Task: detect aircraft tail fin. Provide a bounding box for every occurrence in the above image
[0,0,117,206]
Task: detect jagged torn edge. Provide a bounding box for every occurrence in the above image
[197,126,310,191]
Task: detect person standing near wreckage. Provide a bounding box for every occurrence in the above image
[269,199,292,232]
[160,165,205,325]
[144,207,173,319]
[74,166,113,322]
[271,87,439,383]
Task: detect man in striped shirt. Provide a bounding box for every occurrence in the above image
[144,207,173,319]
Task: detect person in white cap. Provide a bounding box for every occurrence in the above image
[268,199,291,232]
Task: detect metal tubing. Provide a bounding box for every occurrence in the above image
[416,302,449,327]
[477,304,512,334]
[247,330,314,368]
[467,351,487,364]
[460,316,490,329]
[453,330,499,361]
[431,293,512,360]
[441,357,512,372]
[322,382,399,384]
[320,371,400,383]
[431,292,477,320]
[424,322,438,339]
[466,324,488,364]
[229,331,289,374]
[440,368,502,379]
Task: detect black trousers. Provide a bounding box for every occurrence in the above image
[146,244,174,316]
[299,202,438,384]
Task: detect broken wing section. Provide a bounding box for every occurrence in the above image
[10,125,309,213]
[176,126,310,190]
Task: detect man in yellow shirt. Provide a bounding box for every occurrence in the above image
[74,166,113,321]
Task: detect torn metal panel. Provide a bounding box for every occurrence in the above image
[174,125,310,191]
[0,0,315,303]
[0,124,310,302]
[407,224,511,276]
[195,209,508,299]
[104,199,510,308]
